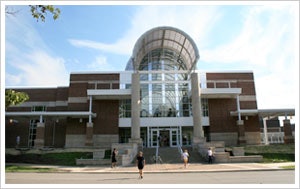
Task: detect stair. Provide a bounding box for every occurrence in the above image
[142,147,204,164]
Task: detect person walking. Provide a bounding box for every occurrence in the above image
[111,148,118,168]
[16,136,20,148]
[207,147,214,164]
[182,149,189,168]
[136,151,145,179]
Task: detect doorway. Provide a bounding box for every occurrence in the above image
[149,127,181,147]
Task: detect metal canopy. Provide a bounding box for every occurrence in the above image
[230,109,295,118]
[131,26,200,71]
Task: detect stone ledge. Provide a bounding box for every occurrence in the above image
[229,155,263,163]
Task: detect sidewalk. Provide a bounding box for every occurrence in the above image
[10,162,295,173]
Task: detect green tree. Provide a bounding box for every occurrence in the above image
[5,89,29,110]
[29,5,60,22]
[6,5,61,22]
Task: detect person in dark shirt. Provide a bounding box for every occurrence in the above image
[136,151,145,179]
[111,148,118,168]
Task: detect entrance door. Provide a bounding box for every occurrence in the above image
[149,127,181,147]
[150,129,159,147]
[170,129,179,147]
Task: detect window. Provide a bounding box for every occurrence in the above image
[31,106,46,112]
[201,98,209,117]
[119,100,131,118]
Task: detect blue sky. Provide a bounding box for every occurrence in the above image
[2,1,299,110]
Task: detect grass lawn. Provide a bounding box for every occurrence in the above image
[5,165,60,173]
[244,144,295,163]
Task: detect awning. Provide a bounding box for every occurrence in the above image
[230,109,295,117]
[130,26,200,71]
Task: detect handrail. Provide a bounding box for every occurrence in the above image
[177,144,183,156]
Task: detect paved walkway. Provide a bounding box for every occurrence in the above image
[7,162,295,173]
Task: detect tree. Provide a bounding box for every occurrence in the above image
[29,5,60,22]
[6,5,61,22]
[5,89,29,110]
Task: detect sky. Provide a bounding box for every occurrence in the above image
[2,1,299,111]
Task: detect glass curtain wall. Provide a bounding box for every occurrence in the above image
[139,48,191,118]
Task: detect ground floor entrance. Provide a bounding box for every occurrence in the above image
[148,126,181,148]
[119,126,193,148]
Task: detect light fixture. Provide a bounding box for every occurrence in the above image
[79,118,83,123]
[245,116,248,120]
[9,119,19,124]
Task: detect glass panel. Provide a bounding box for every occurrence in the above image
[182,127,193,146]
[171,130,178,146]
[119,128,131,143]
[201,98,209,117]
[151,130,158,147]
[140,74,148,81]
[119,100,131,118]
[28,120,38,148]
[31,106,46,112]
[152,73,162,81]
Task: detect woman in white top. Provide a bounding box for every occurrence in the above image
[182,149,189,168]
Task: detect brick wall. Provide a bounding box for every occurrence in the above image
[206,72,260,143]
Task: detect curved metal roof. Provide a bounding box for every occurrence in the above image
[130,26,200,71]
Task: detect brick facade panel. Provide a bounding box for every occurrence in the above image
[208,99,237,133]
[70,74,119,81]
[208,99,260,133]
[68,103,89,111]
[93,100,119,134]
[68,83,88,97]
[206,72,254,80]
[237,81,256,95]
[240,101,257,109]
[66,118,87,134]
[56,87,69,101]
[5,118,30,147]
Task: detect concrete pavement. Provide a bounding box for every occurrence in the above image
[6,162,295,173]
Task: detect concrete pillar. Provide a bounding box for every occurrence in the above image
[191,73,204,146]
[130,73,142,145]
[237,120,246,145]
[34,122,45,148]
[283,119,294,144]
[262,117,269,145]
[85,122,94,146]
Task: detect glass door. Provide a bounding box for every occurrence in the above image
[150,129,159,147]
[170,128,179,147]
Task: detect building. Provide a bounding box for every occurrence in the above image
[5,26,294,149]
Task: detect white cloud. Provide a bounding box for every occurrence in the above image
[87,55,113,71]
[202,6,295,66]
[5,6,69,87]
[7,50,69,86]
[68,6,221,56]
[200,5,298,109]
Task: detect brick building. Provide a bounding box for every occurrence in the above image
[5,26,293,149]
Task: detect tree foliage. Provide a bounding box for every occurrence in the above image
[29,5,60,22]
[5,90,29,110]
